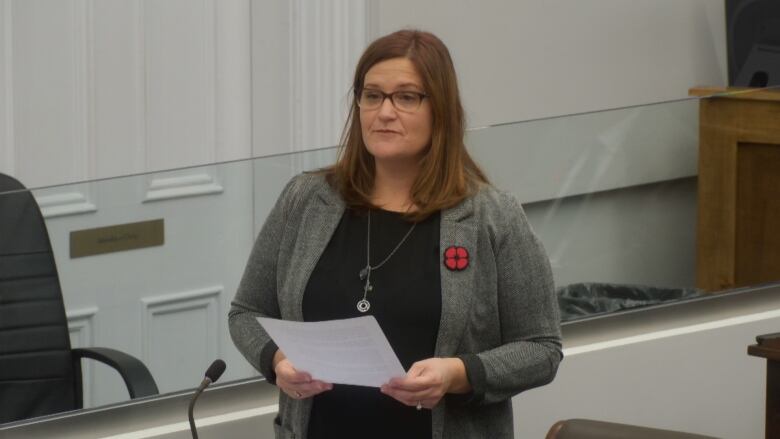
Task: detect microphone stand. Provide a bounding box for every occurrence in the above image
[187,377,212,439]
[188,359,225,439]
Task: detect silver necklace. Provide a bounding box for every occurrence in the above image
[357,210,417,312]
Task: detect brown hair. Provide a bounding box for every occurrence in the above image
[324,29,488,221]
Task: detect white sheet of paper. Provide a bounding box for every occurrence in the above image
[256,315,406,387]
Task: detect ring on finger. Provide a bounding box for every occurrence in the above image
[294,391,302,398]
[416,401,422,410]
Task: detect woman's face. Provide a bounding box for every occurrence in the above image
[359,57,433,167]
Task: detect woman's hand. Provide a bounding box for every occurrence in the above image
[272,350,333,400]
[380,357,471,409]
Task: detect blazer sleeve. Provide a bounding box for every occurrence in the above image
[228,176,301,384]
[460,191,563,405]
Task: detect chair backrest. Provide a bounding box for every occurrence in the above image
[547,419,720,439]
[0,174,79,423]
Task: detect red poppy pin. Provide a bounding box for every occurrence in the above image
[444,246,469,271]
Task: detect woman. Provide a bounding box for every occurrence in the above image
[229,29,562,439]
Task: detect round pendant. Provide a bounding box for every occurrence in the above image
[357,299,371,313]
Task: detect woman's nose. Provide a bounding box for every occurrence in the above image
[376,97,398,120]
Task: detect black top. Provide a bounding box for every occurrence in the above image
[302,208,442,439]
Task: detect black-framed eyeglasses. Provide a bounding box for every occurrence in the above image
[357,88,429,112]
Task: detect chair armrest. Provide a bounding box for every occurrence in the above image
[72,347,159,398]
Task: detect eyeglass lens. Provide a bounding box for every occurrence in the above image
[359,89,424,111]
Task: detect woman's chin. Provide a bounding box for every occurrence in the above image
[370,152,422,167]
[367,145,425,163]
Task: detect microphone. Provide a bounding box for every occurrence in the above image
[188,359,226,439]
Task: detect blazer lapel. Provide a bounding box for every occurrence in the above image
[435,197,477,357]
[286,181,345,321]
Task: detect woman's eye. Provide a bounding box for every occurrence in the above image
[363,91,382,101]
[396,93,418,103]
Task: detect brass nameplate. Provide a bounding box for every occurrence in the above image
[70,219,164,258]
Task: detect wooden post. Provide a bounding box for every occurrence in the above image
[689,87,780,292]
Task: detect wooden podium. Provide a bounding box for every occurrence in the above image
[689,87,780,292]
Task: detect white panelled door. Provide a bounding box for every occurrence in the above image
[3,0,255,408]
[1,0,370,409]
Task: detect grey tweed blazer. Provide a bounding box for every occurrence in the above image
[229,173,562,439]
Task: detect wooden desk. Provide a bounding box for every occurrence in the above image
[689,86,780,292]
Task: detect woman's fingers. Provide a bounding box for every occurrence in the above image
[381,358,458,408]
[274,358,332,399]
[275,359,310,382]
[381,385,439,407]
[282,380,333,399]
[381,375,442,407]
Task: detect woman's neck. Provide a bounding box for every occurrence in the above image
[371,160,419,212]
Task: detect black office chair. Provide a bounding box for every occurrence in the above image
[0,173,159,424]
[546,419,720,439]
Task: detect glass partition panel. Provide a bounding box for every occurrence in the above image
[2,160,256,414]
[2,86,780,425]
[468,86,780,321]
[467,98,703,321]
